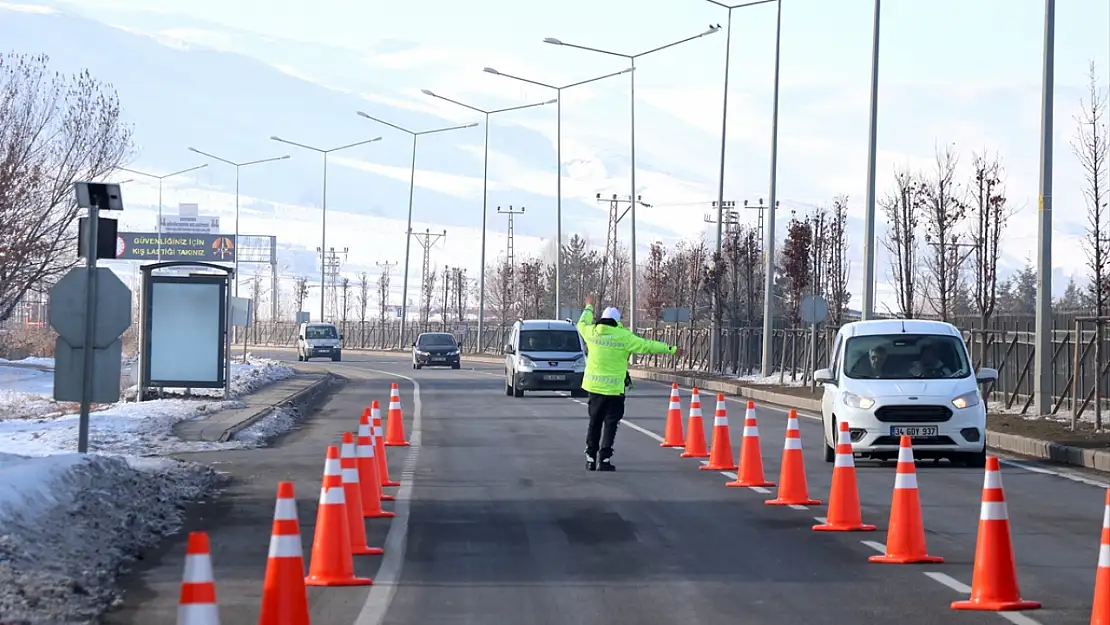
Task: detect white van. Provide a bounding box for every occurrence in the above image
[813,319,997,467]
[296,322,343,362]
[504,319,588,398]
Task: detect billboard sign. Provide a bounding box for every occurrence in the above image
[160,215,219,234]
[115,232,236,263]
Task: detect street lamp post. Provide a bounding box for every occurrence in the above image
[269,135,383,321]
[116,164,209,260]
[482,66,634,322]
[1033,0,1055,416]
[542,25,721,332]
[860,0,882,322]
[704,0,779,375]
[418,89,556,352]
[187,147,290,297]
[355,112,478,347]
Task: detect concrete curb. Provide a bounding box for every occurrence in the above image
[626,367,1110,473]
[218,373,337,442]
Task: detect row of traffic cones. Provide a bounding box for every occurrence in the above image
[176,383,412,624]
[660,384,1068,615]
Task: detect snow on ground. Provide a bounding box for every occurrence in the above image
[0,354,316,623]
[0,355,298,456]
[735,371,807,387]
[0,451,227,624]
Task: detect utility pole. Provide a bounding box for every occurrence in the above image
[316,246,348,321]
[758,198,782,376]
[376,260,397,327]
[454,267,468,321]
[497,205,526,307]
[594,193,650,311]
[704,201,739,237]
[412,229,447,328]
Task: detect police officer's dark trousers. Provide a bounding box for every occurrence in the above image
[585,391,626,460]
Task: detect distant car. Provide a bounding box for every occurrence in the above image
[504,319,587,398]
[296,322,342,362]
[412,332,461,369]
[814,319,997,467]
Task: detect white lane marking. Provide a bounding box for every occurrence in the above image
[354,369,422,625]
[860,540,886,554]
[814,516,827,524]
[924,572,971,593]
[995,612,1044,625]
[623,419,666,444]
[789,504,809,510]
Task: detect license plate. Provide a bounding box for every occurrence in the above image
[890,425,939,437]
[431,357,445,361]
[544,374,566,381]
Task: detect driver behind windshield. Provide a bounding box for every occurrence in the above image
[849,344,889,378]
[910,342,953,378]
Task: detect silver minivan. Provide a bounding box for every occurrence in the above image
[504,319,587,398]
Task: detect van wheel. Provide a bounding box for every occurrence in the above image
[505,379,513,396]
[823,417,836,463]
[297,353,304,362]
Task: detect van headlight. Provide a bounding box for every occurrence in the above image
[842,392,875,410]
[573,355,586,371]
[516,356,536,372]
[951,391,981,410]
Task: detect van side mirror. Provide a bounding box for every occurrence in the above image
[338,333,344,340]
[976,367,999,384]
[411,341,416,347]
[814,368,835,385]
[504,344,514,354]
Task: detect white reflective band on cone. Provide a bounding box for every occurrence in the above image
[182,554,214,583]
[834,453,855,468]
[273,498,297,521]
[784,437,802,450]
[983,470,1003,489]
[177,604,219,625]
[894,472,918,490]
[323,458,341,475]
[341,468,360,483]
[357,444,374,458]
[980,500,1008,520]
[268,534,303,558]
[1100,544,1110,568]
[898,447,914,463]
[743,425,758,437]
[713,417,728,426]
[320,485,346,505]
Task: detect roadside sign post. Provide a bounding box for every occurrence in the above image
[51,182,130,453]
[800,294,829,392]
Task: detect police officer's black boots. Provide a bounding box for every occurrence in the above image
[585,453,597,471]
[597,453,615,471]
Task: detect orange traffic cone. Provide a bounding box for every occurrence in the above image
[372,401,400,488]
[340,433,386,555]
[660,383,685,448]
[869,436,943,564]
[679,387,709,459]
[304,446,372,587]
[257,482,310,625]
[726,401,775,488]
[766,410,820,506]
[357,412,393,509]
[813,421,876,532]
[951,456,1040,611]
[177,531,219,625]
[700,394,737,471]
[1091,490,1110,625]
[384,383,410,446]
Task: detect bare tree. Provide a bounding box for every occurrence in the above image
[356,271,370,328]
[339,277,352,325]
[420,268,437,325]
[920,144,966,321]
[485,261,514,324]
[968,152,1011,327]
[826,194,851,325]
[880,168,924,318]
[644,241,667,328]
[292,277,309,319]
[516,258,546,319]
[248,272,263,320]
[377,268,391,325]
[779,213,813,327]
[1074,61,1110,315]
[0,53,133,322]
[454,267,468,321]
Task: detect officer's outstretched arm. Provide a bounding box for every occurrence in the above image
[622,329,677,355]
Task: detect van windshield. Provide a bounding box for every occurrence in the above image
[843,333,970,380]
[305,325,338,339]
[520,330,581,353]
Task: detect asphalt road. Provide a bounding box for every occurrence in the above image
[105,350,1109,625]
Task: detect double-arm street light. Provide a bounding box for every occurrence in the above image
[419,89,557,352]
[542,25,721,332]
[116,164,209,260]
[187,147,290,297]
[703,0,782,375]
[482,66,634,322]
[355,112,478,346]
[269,135,383,321]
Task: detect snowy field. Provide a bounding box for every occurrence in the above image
[0,354,308,624]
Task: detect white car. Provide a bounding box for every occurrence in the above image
[295,322,343,362]
[813,319,997,467]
